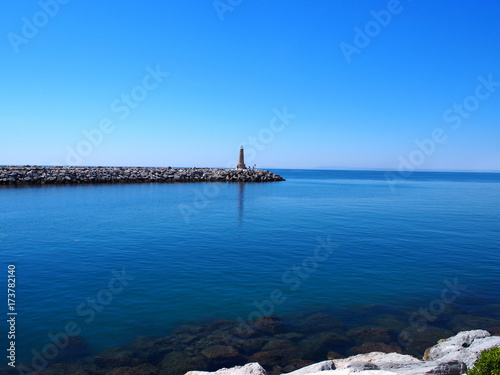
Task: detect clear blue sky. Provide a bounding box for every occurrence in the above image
[1,1,499,170]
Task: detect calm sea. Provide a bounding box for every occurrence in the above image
[1,169,500,364]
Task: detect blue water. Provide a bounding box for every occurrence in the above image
[1,169,500,364]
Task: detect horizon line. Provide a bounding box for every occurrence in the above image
[1,164,499,174]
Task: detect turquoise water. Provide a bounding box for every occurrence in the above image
[1,169,500,365]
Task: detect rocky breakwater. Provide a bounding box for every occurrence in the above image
[186,330,500,375]
[0,166,285,185]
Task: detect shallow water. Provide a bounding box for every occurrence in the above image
[1,169,500,368]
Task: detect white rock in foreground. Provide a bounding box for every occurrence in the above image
[304,352,465,375]
[307,371,400,375]
[185,362,266,375]
[286,360,335,375]
[332,351,421,370]
[424,329,500,368]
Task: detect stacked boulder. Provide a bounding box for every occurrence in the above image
[0,166,285,185]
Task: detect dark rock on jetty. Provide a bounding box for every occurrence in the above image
[0,166,285,185]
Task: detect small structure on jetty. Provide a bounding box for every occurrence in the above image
[237,146,246,169]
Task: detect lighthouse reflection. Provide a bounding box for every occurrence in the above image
[237,182,245,226]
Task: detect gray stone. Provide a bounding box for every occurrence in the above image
[424,329,500,368]
[286,360,335,375]
[424,360,467,375]
[349,342,403,355]
[185,362,267,375]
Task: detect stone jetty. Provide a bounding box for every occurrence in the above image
[0,166,285,185]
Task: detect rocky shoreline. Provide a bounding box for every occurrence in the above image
[4,311,500,375]
[191,330,500,375]
[0,166,285,185]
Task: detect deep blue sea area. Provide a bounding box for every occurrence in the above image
[1,169,500,366]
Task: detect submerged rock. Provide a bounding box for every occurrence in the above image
[235,338,270,354]
[93,346,141,369]
[137,337,182,363]
[293,313,344,334]
[201,346,240,360]
[29,363,90,375]
[161,351,209,375]
[254,316,286,335]
[248,348,303,369]
[449,314,500,332]
[262,339,298,352]
[200,345,246,371]
[369,316,408,332]
[399,326,454,357]
[346,327,393,344]
[107,363,159,375]
[297,332,352,360]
